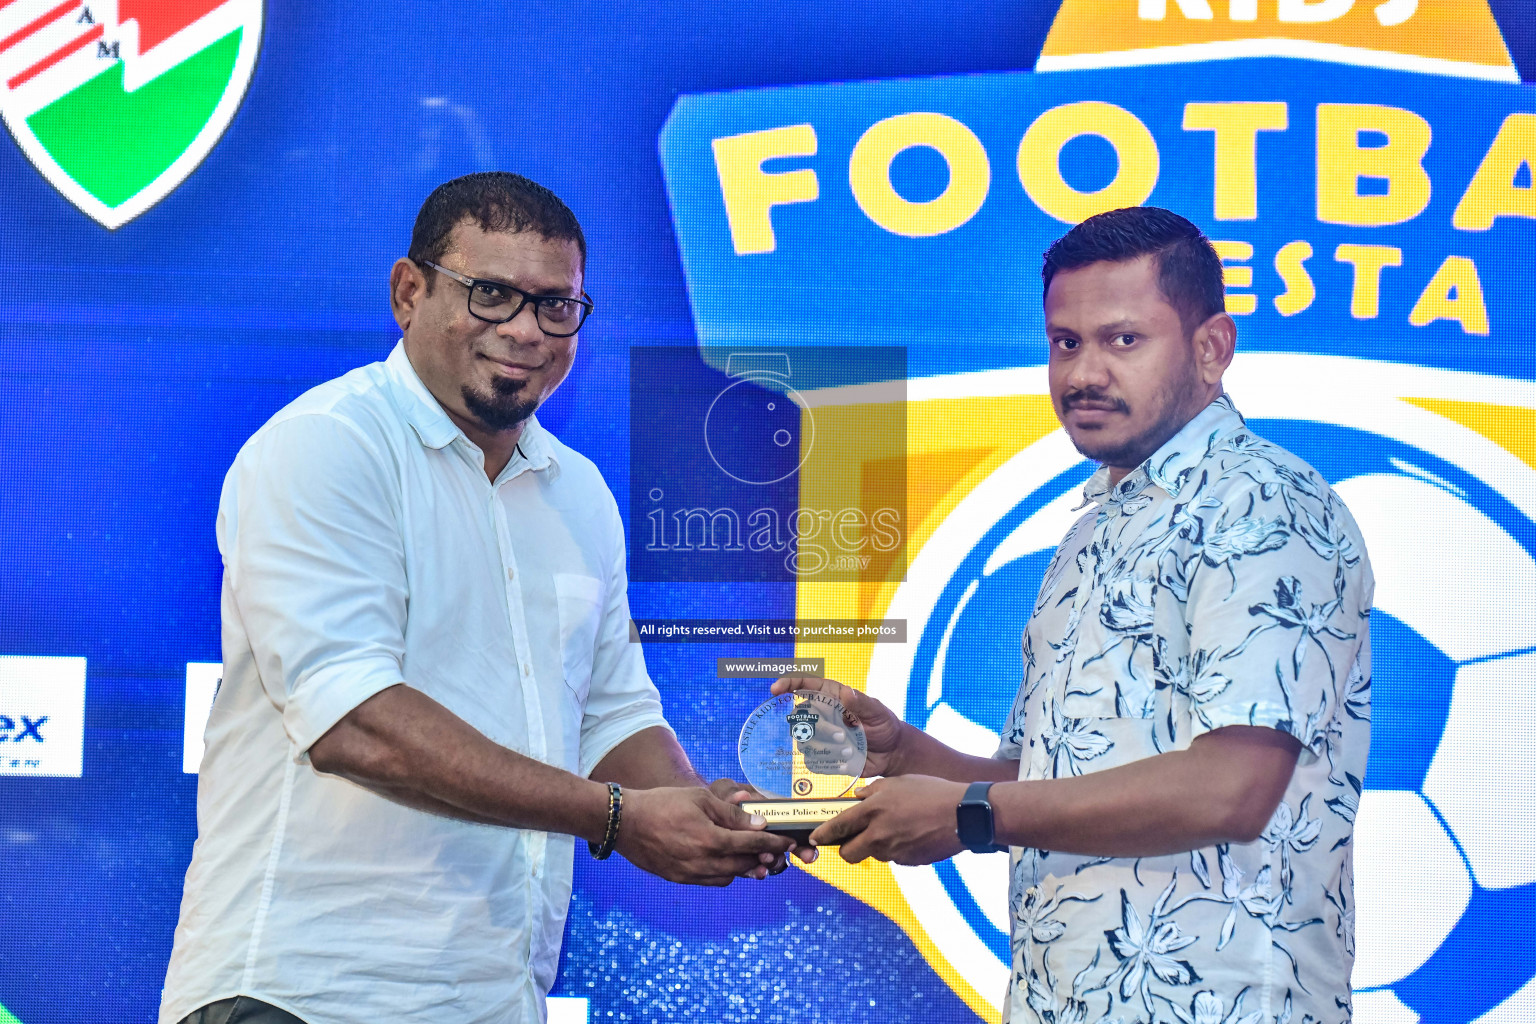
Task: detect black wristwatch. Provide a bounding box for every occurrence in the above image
[956,781,1004,854]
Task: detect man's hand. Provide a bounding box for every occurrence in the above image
[708,777,756,802]
[809,775,966,866]
[771,675,909,777]
[615,786,795,886]
[707,778,819,871]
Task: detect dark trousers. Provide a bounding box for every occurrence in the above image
[177,996,308,1024]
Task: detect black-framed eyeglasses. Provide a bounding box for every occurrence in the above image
[421,260,594,337]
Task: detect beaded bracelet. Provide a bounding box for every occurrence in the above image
[588,782,623,860]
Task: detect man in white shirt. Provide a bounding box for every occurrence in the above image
[160,172,798,1024]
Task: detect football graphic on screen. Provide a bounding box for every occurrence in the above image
[860,356,1536,1024]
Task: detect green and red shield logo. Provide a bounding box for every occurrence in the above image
[1,0,261,228]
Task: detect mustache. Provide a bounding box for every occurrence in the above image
[1062,388,1129,413]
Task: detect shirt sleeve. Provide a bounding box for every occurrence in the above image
[219,413,408,760]
[575,497,671,778]
[994,630,1033,761]
[1183,479,1373,763]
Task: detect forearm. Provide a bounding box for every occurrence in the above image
[890,721,1019,783]
[309,684,611,842]
[590,726,704,789]
[345,780,529,828]
[990,727,1300,857]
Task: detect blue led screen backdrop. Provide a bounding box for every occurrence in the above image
[2,2,1534,1022]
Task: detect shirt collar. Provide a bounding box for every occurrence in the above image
[511,416,559,478]
[383,341,560,477]
[1080,393,1245,508]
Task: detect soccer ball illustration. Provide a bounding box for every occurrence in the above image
[863,356,1536,1022]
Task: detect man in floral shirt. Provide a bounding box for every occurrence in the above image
[778,208,1373,1024]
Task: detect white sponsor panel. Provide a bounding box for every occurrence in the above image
[0,655,86,777]
[548,997,589,1024]
[183,661,221,774]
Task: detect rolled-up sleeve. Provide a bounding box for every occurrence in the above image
[576,499,670,778]
[219,413,408,758]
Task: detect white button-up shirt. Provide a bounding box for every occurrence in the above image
[998,395,1373,1024]
[160,343,668,1024]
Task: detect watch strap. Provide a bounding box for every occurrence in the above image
[957,780,1003,854]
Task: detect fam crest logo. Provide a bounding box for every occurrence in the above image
[794,357,1536,1024]
[0,0,261,228]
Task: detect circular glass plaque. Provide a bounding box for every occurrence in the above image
[737,690,867,800]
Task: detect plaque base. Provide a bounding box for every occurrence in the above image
[740,798,860,845]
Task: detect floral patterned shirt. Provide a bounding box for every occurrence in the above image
[997,395,1373,1024]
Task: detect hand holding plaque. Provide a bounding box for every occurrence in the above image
[737,689,867,845]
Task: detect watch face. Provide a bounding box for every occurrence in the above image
[956,800,993,847]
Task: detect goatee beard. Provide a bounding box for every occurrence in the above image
[462,377,538,433]
[1070,431,1165,470]
[1062,367,1202,470]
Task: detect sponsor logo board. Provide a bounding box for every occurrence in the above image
[0,654,86,777]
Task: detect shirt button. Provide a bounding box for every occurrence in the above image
[506,566,515,580]
[522,663,532,676]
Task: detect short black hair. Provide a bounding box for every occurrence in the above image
[408,172,587,280]
[1041,207,1224,334]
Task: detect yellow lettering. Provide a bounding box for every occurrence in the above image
[711,125,819,255]
[1453,113,1536,231]
[1273,240,1316,316]
[1409,255,1489,335]
[1018,102,1160,224]
[1334,244,1402,318]
[1317,104,1432,227]
[1183,102,1289,220]
[849,113,990,237]
[1211,240,1257,315]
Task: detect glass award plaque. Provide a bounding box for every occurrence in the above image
[737,689,867,844]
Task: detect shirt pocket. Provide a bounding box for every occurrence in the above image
[1086,561,1165,718]
[553,572,603,705]
[1059,626,1160,721]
